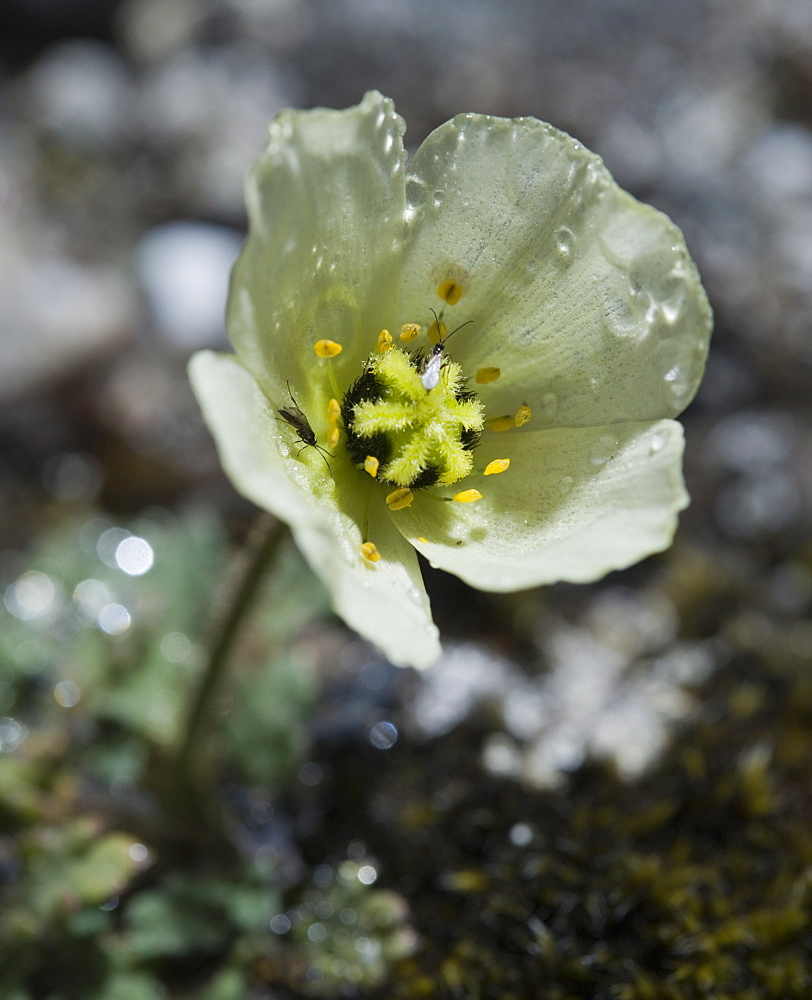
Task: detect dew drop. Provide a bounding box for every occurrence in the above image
[540,392,558,420]
[432,190,445,207]
[649,431,668,455]
[368,721,398,749]
[589,435,617,466]
[558,475,574,495]
[663,363,693,408]
[405,177,427,209]
[554,226,575,264]
[602,284,653,341]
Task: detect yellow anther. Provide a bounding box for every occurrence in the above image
[484,458,510,476]
[327,426,340,450]
[400,322,421,343]
[486,415,515,433]
[377,328,393,353]
[385,487,414,511]
[360,542,381,563]
[437,279,464,305]
[475,366,501,384]
[453,489,482,503]
[417,536,428,543]
[364,455,380,478]
[313,339,342,358]
[514,405,532,427]
[427,317,447,345]
[327,398,341,424]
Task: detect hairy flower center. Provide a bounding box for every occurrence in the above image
[341,346,485,489]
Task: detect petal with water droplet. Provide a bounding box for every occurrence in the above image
[399,114,711,427]
[393,420,687,591]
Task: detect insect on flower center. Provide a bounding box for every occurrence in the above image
[341,338,485,490]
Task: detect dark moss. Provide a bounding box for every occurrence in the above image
[289,557,812,1000]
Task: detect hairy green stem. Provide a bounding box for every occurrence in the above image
[177,513,287,783]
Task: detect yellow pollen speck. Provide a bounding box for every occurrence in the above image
[486,415,515,433]
[386,487,414,511]
[327,426,339,450]
[453,489,482,503]
[400,323,421,343]
[514,405,532,427]
[377,329,393,353]
[475,367,501,384]
[327,398,341,424]
[427,317,447,345]
[364,455,380,478]
[437,279,464,305]
[360,542,381,562]
[417,536,428,543]
[314,339,342,358]
[484,458,510,476]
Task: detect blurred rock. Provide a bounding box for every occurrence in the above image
[135,222,243,349]
[24,40,132,148]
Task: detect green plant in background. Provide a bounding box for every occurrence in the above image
[0,511,328,1000]
[190,90,712,669]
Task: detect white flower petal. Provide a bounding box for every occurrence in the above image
[391,420,688,591]
[189,351,440,669]
[230,90,407,405]
[400,114,711,427]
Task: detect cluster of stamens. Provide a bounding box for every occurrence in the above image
[306,281,532,565]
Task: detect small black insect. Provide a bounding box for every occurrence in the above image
[420,310,473,390]
[277,381,333,475]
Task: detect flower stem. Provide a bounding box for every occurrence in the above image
[176,513,287,783]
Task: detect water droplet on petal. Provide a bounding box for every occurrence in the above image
[602,283,654,341]
[554,226,575,264]
[432,190,445,207]
[649,432,668,455]
[540,392,558,420]
[663,363,694,408]
[589,435,617,466]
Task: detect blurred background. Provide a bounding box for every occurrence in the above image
[2,1,812,998]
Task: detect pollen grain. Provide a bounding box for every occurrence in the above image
[475,367,501,384]
[453,489,482,503]
[386,487,414,511]
[514,405,532,427]
[437,279,464,305]
[360,542,381,562]
[314,339,343,358]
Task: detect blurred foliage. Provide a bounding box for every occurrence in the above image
[0,507,342,1000]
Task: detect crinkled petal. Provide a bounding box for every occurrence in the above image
[400,114,712,427]
[390,419,688,591]
[189,351,440,668]
[229,90,407,411]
